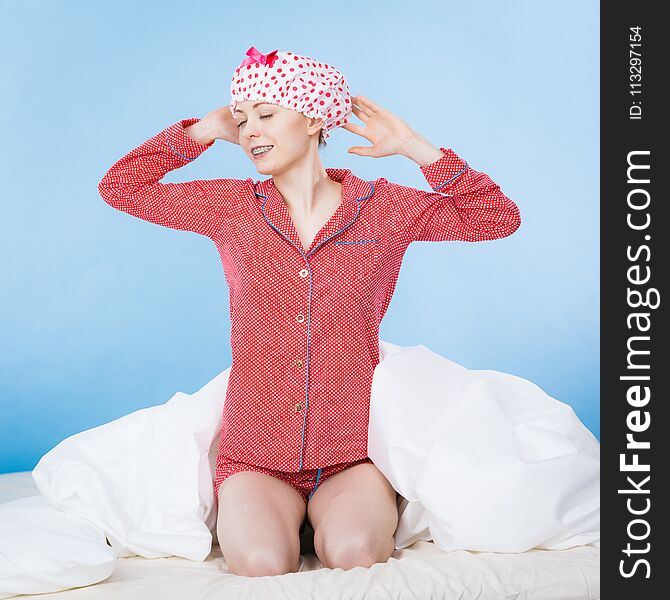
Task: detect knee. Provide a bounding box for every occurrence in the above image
[316,529,395,570]
[226,549,300,577]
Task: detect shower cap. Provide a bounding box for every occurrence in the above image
[229,46,353,141]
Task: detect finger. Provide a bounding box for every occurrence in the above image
[341,121,370,139]
[351,101,372,120]
[351,103,370,120]
[347,145,375,156]
[355,95,381,113]
[350,106,370,124]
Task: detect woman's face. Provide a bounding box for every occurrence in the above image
[232,100,322,174]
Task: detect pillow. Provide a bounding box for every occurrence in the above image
[0,494,117,599]
[368,343,600,552]
[32,370,230,561]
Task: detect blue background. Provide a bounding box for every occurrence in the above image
[0,0,599,473]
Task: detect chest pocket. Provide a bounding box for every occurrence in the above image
[326,238,382,284]
[333,239,379,245]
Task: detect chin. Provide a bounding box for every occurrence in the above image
[253,154,280,173]
[254,162,273,174]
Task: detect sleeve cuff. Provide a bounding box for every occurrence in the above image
[165,118,215,162]
[419,147,469,192]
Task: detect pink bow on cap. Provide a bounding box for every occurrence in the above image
[240,46,279,68]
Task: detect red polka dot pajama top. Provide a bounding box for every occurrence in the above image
[98,118,522,473]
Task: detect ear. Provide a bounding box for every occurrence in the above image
[307,115,325,136]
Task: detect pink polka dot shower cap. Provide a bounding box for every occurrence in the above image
[230,46,353,141]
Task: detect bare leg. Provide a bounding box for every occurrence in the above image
[217,471,307,576]
[307,462,399,570]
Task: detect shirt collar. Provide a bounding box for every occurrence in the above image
[252,168,375,257]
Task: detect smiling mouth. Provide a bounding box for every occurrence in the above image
[251,146,274,159]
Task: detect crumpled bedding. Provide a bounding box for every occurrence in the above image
[1,338,600,598]
[368,341,600,552]
[1,471,600,600]
[31,339,598,557]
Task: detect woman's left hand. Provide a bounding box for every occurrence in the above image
[342,95,418,158]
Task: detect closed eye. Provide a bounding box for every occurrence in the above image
[237,114,273,128]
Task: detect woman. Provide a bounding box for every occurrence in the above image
[98,46,521,576]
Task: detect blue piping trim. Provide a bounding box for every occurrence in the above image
[432,161,469,191]
[255,181,374,471]
[308,467,323,499]
[334,239,378,245]
[165,132,197,161]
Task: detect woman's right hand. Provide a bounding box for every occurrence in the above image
[184,106,240,146]
[201,106,240,145]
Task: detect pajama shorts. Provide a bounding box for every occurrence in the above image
[214,456,374,506]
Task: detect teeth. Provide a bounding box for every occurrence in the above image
[252,146,273,155]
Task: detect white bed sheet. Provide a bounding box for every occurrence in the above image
[1,472,599,600]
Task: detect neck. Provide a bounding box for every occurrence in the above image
[271,157,339,214]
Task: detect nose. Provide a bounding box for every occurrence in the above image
[242,118,262,140]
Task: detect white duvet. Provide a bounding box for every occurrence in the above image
[1,339,599,597]
[369,341,599,552]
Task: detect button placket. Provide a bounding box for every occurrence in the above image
[256,181,374,471]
